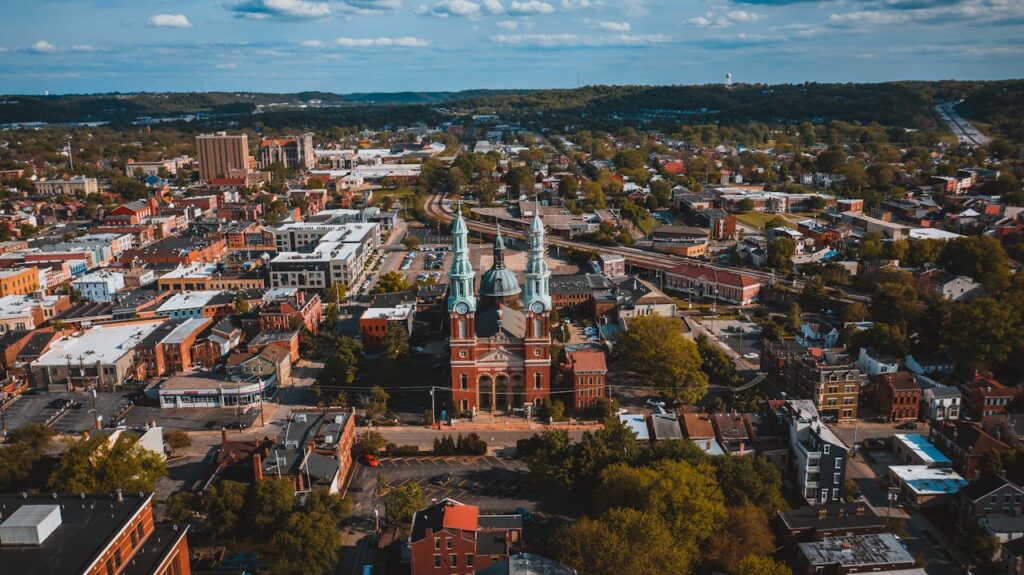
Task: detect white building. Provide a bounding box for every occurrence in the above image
[71,271,126,303]
[922,384,962,422]
[270,242,361,289]
[857,347,900,377]
[72,233,133,258]
[155,290,222,320]
[32,320,166,390]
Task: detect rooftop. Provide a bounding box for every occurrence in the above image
[0,294,63,319]
[156,290,222,313]
[34,320,165,367]
[618,413,650,441]
[799,533,915,568]
[892,434,950,466]
[362,303,414,321]
[889,465,966,495]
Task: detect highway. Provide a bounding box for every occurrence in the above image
[935,101,991,147]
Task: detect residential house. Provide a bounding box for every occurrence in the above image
[359,303,415,350]
[681,412,726,456]
[930,420,1012,480]
[963,375,1021,419]
[797,322,840,349]
[857,347,900,378]
[259,288,322,335]
[409,499,523,575]
[921,384,962,422]
[711,412,753,455]
[777,502,887,543]
[797,533,917,575]
[784,350,861,422]
[875,372,921,422]
[775,399,849,505]
[560,350,608,413]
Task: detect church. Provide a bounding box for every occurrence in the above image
[447,205,553,414]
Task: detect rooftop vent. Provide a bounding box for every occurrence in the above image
[0,505,62,546]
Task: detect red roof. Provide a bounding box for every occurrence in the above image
[442,503,479,531]
[662,161,687,175]
[666,263,761,289]
[566,350,607,373]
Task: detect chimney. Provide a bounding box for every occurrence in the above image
[841,540,852,551]
[252,452,263,481]
[221,427,227,444]
[818,507,827,519]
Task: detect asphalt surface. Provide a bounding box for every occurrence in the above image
[2,390,133,435]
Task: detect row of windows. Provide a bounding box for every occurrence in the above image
[433,554,474,568]
[106,523,146,575]
[578,387,603,398]
[576,376,604,386]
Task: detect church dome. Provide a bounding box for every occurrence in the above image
[479,226,521,298]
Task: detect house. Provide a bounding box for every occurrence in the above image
[875,372,921,422]
[1002,536,1024,575]
[681,412,726,455]
[648,413,683,441]
[921,383,961,422]
[784,350,861,421]
[857,347,900,378]
[560,349,608,413]
[359,303,415,350]
[797,533,917,575]
[905,351,955,376]
[71,271,126,303]
[930,420,1012,480]
[797,322,840,349]
[777,502,887,543]
[0,492,191,575]
[963,375,1021,419]
[774,399,849,505]
[917,270,982,301]
[476,553,577,575]
[954,474,1024,529]
[711,412,753,455]
[225,345,292,387]
[409,499,523,575]
[259,288,322,335]
[155,290,231,320]
[597,253,625,278]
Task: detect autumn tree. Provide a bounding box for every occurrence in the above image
[373,271,409,294]
[611,315,707,404]
[736,554,792,575]
[705,505,776,572]
[384,482,424,525]
[49,434,166,493]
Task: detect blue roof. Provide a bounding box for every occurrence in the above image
[618,413,650,441]
[895,433,951,465]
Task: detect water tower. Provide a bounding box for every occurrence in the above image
[725,73,733,87]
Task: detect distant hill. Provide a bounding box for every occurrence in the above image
[0,82,1021,136]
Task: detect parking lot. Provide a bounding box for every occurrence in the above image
[398,248,450,286]
[1,391,134,435]
[701,317,763,361]
[347,455,539,515]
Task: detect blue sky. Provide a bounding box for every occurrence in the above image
[0,0,1022,94]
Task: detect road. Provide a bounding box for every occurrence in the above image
[935,101,991,147]
[373,426,588,451]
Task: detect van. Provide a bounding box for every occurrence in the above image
[362,566,373,575]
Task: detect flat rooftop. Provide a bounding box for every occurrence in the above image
[893,434,951,466]
[889,465,966,495]
[618,413,650,441]
[156,290,222,313]
[800,533,914,568]
[362,304,414,320]
[0,294,62,319]
[272,241,359,263]
[34,319,165,366]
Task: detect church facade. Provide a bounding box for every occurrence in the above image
[448,208,553,414]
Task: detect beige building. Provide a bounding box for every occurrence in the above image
[196,132,250,181]
[34,177,98,196]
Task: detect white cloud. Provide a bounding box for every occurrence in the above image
[560,0,590,7]
[726,10,761,23]
[334,36,429,46]
[508,1,554,15]
[71,45,95,52]
[31,40,58,53]
[483,0,504,14]
[216,63,238,69]
[828,10,911,24]
[147,14,193,28]
[595,21,630,31]
[497,19,518,29]
[492,32,673,47]
[228,0,331,20]
[426,0,481,17]
[301,39,326,47]
[337,0,402,14]
[688,9,763,28]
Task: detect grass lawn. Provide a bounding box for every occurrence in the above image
[736,211,794,230]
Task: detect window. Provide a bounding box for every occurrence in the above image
[450,554,458,567]
[460,374,468,390]
[533,319,542,337]
[106,559,114,575]
[446,538,452,549]
[835,458,843,469]
[435,537,441,549]
[833,488,840,501]
[823,444,830,454]
[131,528,138,548]
[534,372,542,389]
[834,472,841,484]
[115,549,122,568]
[467,555,475,567]
[434,555,442,568]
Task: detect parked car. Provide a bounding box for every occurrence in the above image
[645,398,666,409]
[863,438,887,450]
[896,421,918,430]
[742,352,759,360]
[362,453,379,467]
[429,473,452,486]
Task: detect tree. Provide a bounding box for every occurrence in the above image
[360,386,390,421]
[842,301,869,323]
[940,236,1011,292]
[0,424,54,490]
[705,505,776,572]
[273,489,348,575]
[324,282,347,303]
[786,302,803,334]
[383,323,410,361]
[233,294,250,314]
[763,215,790,230]
[714,456,785,513]
[204,480,248,539]
[164,430,192,455]
[736,554,792,575]
[373,271,409,294]
[248,479,295,536]
[695,333,739,386]
[165,492,199,525]
[49,434,167,493]
[401,235,420,250]
[736,198,755,212]
[384,482,423,524]
[611,315,707,404]
[354,430,387,455]
[314,336,363,403]
[552,508,691,575]
[766,237,796,271]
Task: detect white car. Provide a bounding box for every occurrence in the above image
[742,352,759,360]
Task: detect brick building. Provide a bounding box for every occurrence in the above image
[560,349,608,412]
[410,499,523,575]
[259,288,322,335]
[664,263,761,306]
[359,303,414,350]
[875,371,921,422]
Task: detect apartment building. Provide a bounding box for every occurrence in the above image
[196,131,250,181]
[775,399,849,505]
[33,176,98,196]
[784,350,862,421]
[0,267,40,297]
[71,271,126,303]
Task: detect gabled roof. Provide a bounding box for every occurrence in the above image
[411,499,479,542]
[958,474,1023,503]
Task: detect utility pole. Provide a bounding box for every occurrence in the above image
[430,387,436,428]
[91,388,99,429]
[258,376,265,427]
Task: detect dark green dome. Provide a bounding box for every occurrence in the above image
[479,226,520,297]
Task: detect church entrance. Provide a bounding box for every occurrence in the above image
[511,375,524,410]
[479,375,493,411]
[495,374,510,412]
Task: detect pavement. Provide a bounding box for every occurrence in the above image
[373,424,593,451]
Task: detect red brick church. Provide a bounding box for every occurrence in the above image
[448,208,553,414]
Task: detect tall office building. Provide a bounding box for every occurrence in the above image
[257,133,315,170]
[196,131,249,181]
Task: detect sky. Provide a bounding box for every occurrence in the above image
[0,0,1022,94]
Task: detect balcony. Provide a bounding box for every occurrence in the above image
[806,466,820,473]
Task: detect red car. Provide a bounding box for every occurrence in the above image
[362,453,379,467]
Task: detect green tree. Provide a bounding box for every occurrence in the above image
[233,294,251,314]
[314,336,363,403]
[736,554,792,575]
[552,508,690,575]
[373,271,409,294]
[384,482,424,524]
[0,424,54,490]
[164,430,192,455]
[611,315,707,404]
[204,480,248,539]
[714,456,785,513]
[766,237,796,271]
[360,386,390,421]
[165,492,199,525]
[324,282,347,303]
[944,297,1024,373]
[383,323,410,361]
[401,235,420,250]
[763,215,791,230]
[940,236,1011,292]
[273,489,349,575]
[49,434,167,493]
[695,333,739,386]
[354,430,387,455]
[736,198,755,212]
[249,479,295,536]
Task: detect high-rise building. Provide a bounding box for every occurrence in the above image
[196,131,249,181]
[257,133,315,170]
